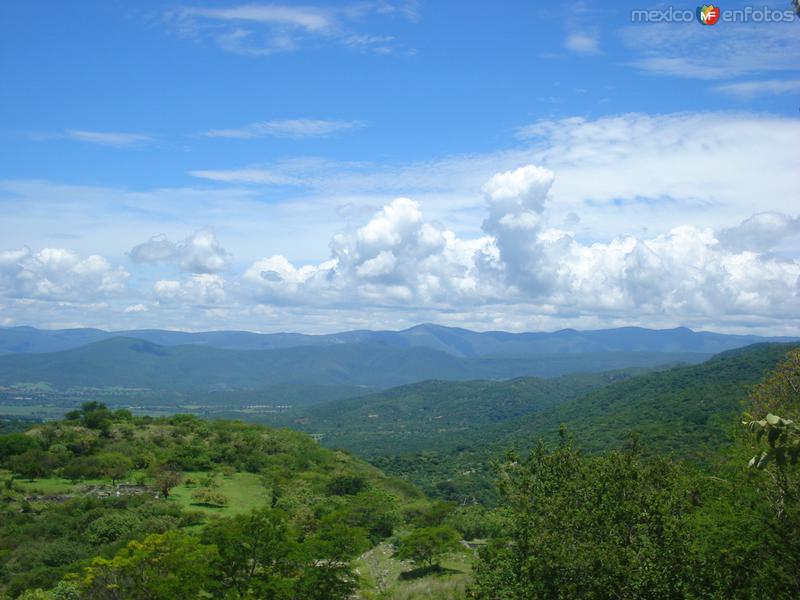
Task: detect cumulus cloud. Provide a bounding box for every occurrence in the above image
[0,247,128,302]
[129,231,230,274]
[237,165,800,323]
[717,212,800,252]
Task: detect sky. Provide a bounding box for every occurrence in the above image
[0,0,799,335]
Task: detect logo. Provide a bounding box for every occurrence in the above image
[697,4,721,25]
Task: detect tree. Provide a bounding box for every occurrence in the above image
[395,525,460,569]
[148,463,183,499]
[202,508,296,597]
[295,519,369,600]
[0,432,39,462]
[77,532,219,599]
[96,452,133,485]
[471,436,692,599]
[8,449,56,478]
[327,474,367,496]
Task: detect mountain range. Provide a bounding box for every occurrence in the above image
[1,324,794,357]
[0,336,709,390]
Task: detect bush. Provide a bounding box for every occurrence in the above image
[191,487,229,507]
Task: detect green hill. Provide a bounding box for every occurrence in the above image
[0,336,710,390]
[293,343,798,501]
[288,370,641,456]
[502,342,800,459]
[0,407,428,596]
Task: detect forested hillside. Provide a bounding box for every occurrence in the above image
[300,343,798,501]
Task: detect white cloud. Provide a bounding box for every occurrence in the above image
[237,165,800,327]
[0,247,129,302]
[4,111,800,333]
[129,230,230,274]
[124,303,148,313]
[204,118,364,139]
[620,22,800,80]
[184,5,333,31]
[168,2,414,55]
[564,33,598,54]
[713,78,800,99]
[28,130,153,147]
[63,130,152,147]
[153,274,228,306]
[718,212,800,252]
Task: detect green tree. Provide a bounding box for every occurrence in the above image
[202,508,296,597]
[396,525,460,570]
[472,435,692,599]
[0,432,39,461]
[148,462,183,498]
[96,451,133,485]
[76,531,218,599]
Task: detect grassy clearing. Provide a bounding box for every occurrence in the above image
[356,541,473,600]
[14,476,106,494]
[168,471,271,517]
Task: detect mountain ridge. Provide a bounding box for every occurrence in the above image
[0,336,710,390]
[0,323,794,357]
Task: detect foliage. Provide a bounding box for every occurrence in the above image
[0,412,424,597]
[396,525,461,568]
[190,486,230,507]
[76,531,218,599]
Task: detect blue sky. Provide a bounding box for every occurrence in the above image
[1,0,799,334]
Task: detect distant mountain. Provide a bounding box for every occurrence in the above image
[0,324,794,356]
[0,336,710,390]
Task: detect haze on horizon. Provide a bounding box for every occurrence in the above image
[1,1,799,336]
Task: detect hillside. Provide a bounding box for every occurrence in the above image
[293,343,799,501]
[0,407,432,597]
[288,370,641,456]
[0,336,710,390]
[1,324,793,356]
[502,342,800,459]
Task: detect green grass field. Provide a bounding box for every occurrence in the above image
[168,471,272,517]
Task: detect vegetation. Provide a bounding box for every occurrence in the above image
[1,344,799,598]
[470,348,800,598]
[303,344,796,502]
[0,404,429,598]
[0,336,709,390]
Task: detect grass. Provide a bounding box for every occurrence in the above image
[14,476,106,494]
[356,541,473,599]
[168,471,271,517]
